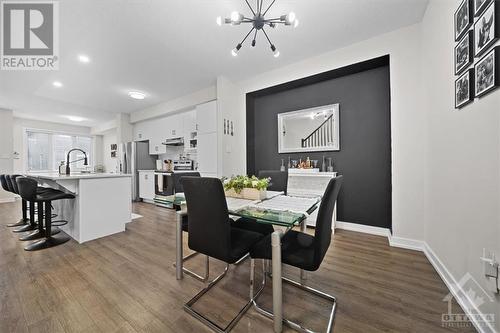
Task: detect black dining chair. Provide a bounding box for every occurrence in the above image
[249,175,343,333]
[171,172,210,282]
[181,176,265,333]
[258,170,288,195]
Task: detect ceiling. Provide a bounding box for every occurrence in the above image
[0,0,429,127]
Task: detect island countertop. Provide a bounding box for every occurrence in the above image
[26,172,132,181]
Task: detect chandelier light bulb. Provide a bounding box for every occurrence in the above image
[216,16,222,26]
[273,50,280,58]
[293,19,299,28]
[287,12,296,23]
[231,48,238,56]
[231,11,241,23]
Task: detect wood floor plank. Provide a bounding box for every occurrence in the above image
[0,201,476,333]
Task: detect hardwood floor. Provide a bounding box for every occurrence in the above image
[0,201,475,333]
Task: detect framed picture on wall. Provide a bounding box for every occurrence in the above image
[474,46,500,97]
[455,0,473,41]
[455,69,475,108]
[455,31,474,74]
[475,0,492,16]
[111,143,117,151]
[474,0,499,56]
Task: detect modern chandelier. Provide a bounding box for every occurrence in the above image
[216,0,299,58]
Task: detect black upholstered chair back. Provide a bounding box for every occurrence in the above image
[4,175,15,193]
[312,176,343,270]
[0,175,11,192]
[9,175,22,194]
[16,177,38,201]
[182,177,232,263]
[258,170,288,195]
[172,172,200,193]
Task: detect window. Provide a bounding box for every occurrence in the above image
[26,129,93,172]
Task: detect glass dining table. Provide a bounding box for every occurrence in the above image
[166,191,321,333]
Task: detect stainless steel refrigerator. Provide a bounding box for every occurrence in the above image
[120,141,157,201]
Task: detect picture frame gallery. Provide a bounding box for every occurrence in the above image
[454,0,499,109]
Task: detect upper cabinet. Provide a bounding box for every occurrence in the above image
[196,100,217,134]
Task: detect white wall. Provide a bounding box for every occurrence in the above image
[0,109,14,202]
[102,130,118,173]
[12,118,92,173]
[422,0,500,330]
[229,23,426,242]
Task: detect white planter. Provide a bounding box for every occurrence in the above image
[225,188,266,200]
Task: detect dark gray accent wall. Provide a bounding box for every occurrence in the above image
[246,61,391,229]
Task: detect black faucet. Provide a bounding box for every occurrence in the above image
[66,148,88,175]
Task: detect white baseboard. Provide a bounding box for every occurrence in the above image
[388,235,424,252]
[0,197,15,203]
[424,243,495,333]
[335,221,391,237]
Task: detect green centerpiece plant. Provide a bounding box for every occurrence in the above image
[222,175,270,200]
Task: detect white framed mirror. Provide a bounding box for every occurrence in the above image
[278,104,340,153]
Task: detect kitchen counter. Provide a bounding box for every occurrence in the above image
[27,172,132,243]
[28,172,131,180]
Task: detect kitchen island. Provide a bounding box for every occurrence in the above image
[27,173,132,243]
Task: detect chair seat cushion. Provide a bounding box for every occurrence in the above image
[231,217,274,235]
[229,227,264,264]
[35,189,75,202]
[250,230,319,271]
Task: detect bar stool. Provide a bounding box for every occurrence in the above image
[16,177,75,251]
[1,174,29,227]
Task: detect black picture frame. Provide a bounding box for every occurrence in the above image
[474,0,492,17]
[455,69,475,108]
[474,45,500,97]
[455,0,473,41]
[474,0,499,57]
[455,30,474,74]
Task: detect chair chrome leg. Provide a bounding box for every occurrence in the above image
[173,246,210,282]
[250,260,337,333]
[184,263,256,332]
[234,252,249,265]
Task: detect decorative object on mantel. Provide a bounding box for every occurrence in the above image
[224,119,227,135]
[230,121,234,136]
[223,175,269,200]
[456,68,475,108]
[216,0,298,57]
[473,0,499,57]
[455,0,473,41]
[475,46,500,97]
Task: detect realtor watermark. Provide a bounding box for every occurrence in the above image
[442,273,495,329]
[1,0,59,70]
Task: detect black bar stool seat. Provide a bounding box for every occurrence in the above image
[16,177,75,251]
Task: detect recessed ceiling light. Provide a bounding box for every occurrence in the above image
[53,81,63,87]
[78,54,90,63]
[128,91,146,100]
[64,115,86,122]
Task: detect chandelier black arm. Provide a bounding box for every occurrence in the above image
[261,28,273,46]
[239,27,256,45]
[262,0,276,16]
[244,0,256,16]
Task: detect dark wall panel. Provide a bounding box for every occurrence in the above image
[246,65,391,229]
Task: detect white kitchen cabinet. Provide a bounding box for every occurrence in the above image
[134,120,154,141]
[183,110,197,148]
[196,101,217,134]
[138,170,155,202]
[166,113,183,139]
[149,139,166,155]
[197,132,217,174]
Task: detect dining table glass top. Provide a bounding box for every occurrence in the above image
[163,192,320,228]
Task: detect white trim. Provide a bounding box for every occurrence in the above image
[423,243,496,333]
[388,235,425,251]
[335,221,391,237]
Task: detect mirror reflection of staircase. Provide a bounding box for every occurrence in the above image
[301,115,334,148]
